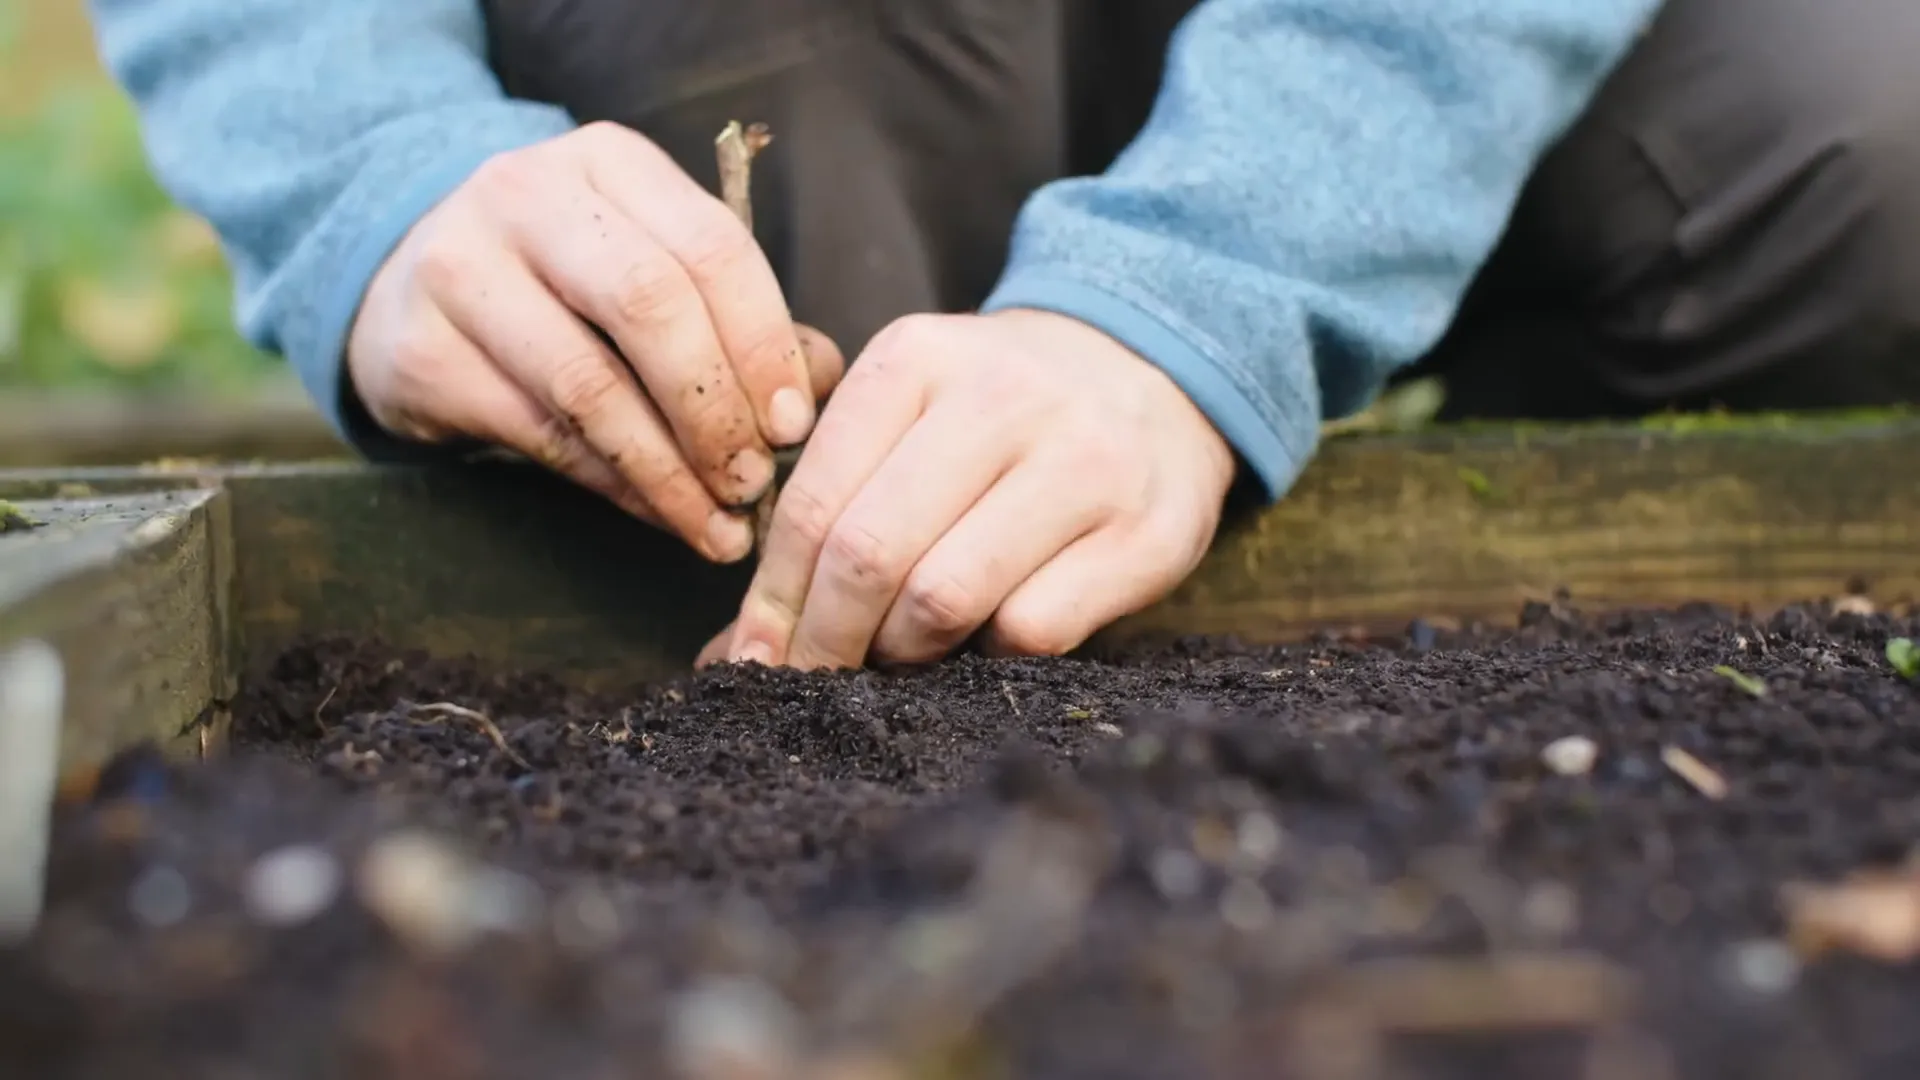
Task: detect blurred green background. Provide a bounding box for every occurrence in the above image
[0,0,279,395]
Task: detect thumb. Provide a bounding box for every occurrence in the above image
[695,620,739,669]
[795,323,846,402]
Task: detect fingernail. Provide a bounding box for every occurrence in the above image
[735,641,774,666]
[705,512,754,563]
[732,449,774,498]
[768,387,814,446]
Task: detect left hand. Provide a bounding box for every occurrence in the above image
[697,308,1238,670]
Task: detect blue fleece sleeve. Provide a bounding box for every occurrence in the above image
[982,0,1661,499]
[86,0,577,451]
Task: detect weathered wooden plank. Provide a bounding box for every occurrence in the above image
[201,417,1920,683]
[3,416,1916,729]
[218,462,749,690]
[0,488,230,769]
[1101,418,1920,645]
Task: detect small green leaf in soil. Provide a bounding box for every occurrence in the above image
[1714,665,1769,698]
[1890,638,1920,680]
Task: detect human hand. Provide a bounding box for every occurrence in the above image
[697,308,1238,670]
[346,121,844,563]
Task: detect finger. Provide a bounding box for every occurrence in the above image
[726,323,939,666]
[387,305,669,529]
[461,364,670,531]
[796,323,846,402]
[695,621,737,669]
[579,126,820,448]
[429,243,754,562]
[496,173,773,509]
[982,525,1191,659]
[781,398,1018,670]
[870,460,1107,665]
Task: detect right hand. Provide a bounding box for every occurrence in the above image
[346,121,845,563]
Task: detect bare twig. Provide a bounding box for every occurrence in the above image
[715,121,772,236]
[714,120,787,552]
[408,702,530,771]
[1660,746,1728,800]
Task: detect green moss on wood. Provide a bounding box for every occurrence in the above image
[0,500,40,534]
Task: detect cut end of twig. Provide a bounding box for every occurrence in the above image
[715,120,774,156]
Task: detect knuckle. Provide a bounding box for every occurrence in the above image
[385,324,453,392]
[468,148,544,205]
[525,412,585,472]
[383,407,448,444]
[673,405,761,493]
[573,120,629,149]
[977,357,1037,399]
[411,236,475,299]
[677,375,751,434]
[898,570,981,637]
[606,254,692,328]
[1065,423,1133,477]
[628,452,707,518]
[991,606,1073,658]
[731,323,804,386]
[545,355,627,425]
[675,208,757,286]
[770,481,835,550]
[861,313,947,375]
[821,519,901,589]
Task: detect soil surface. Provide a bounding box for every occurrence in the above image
[4,599,1920,1080]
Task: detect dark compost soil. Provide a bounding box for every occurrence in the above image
[4,599,1920,1080]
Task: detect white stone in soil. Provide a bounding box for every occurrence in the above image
[1541,735,1599,777]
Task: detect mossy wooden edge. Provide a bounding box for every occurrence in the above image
[0,488,231,770]
[2,416,1915,719]
[1100,417,1920,645]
